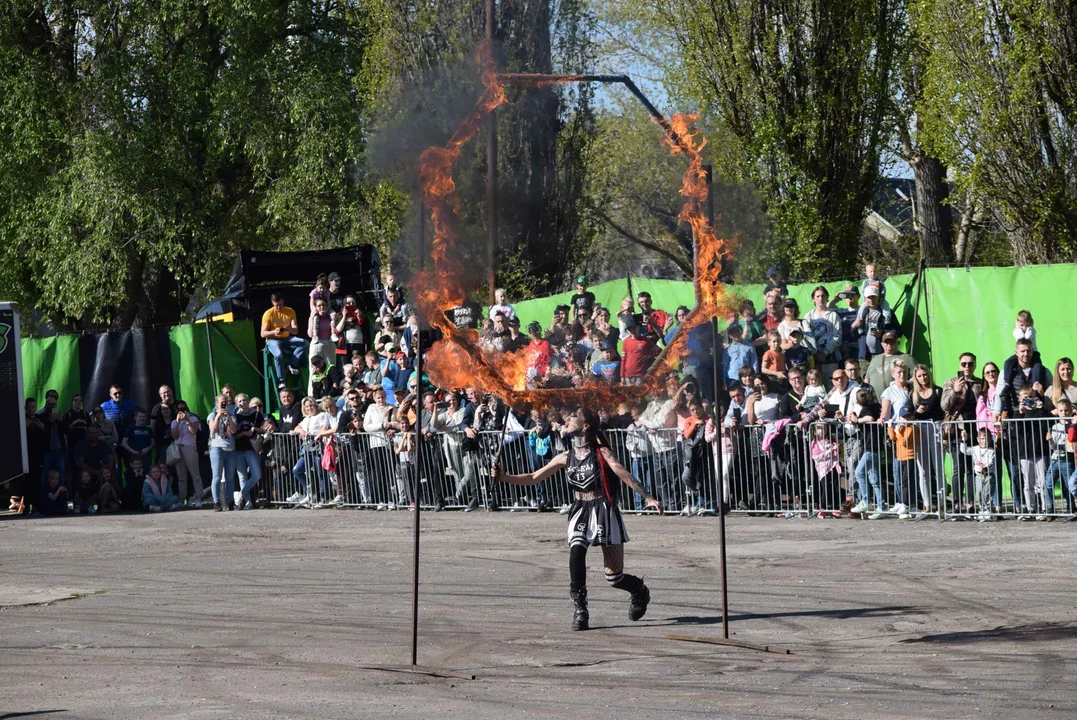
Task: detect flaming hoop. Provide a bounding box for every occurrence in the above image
[413,43,734,410]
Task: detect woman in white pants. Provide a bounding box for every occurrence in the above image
[170,401,204,508]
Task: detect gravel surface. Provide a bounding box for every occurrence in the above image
[1,510,1074,719]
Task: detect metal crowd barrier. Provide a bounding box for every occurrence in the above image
[257,419,1077,521]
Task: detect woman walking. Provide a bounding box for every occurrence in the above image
[494,407,662,631]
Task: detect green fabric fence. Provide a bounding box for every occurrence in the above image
[20,265,1074,409]
[21,335,81,406]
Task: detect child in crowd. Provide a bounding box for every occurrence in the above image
[888,410,920,519]
[41,470,69,515]
[1008,386,1051,519]
[309,272,329,311]
[1013,309,1037,351]
[722,323,758,389]
[737,299,766,346]
[143,464,180,512]
[784,329,813,372]
[960,428,998,522]
[810,423,843,517]
[120,410,155,469]
[761,331,788,387]
[1045,398,1074,515]
[592,341,621,383]
[490,288,516,321]
[75,469,101,514]
[802,369,827,412]
[98,466,121,512]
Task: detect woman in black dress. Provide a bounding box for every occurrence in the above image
[495,407,662,630]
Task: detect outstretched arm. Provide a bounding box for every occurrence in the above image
[600,448,663,514]
[495,452,568,486]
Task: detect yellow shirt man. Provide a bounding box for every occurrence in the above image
[262,306,297,339]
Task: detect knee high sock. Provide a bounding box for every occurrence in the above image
[605,571,644,594]
[569,545,587,594]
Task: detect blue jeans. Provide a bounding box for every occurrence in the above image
[1067,466,1077,503]
[266,336,308,382]
[1045,457,1072,513]
[208,447,237,504]
[631,455,654,510]
[856,451,882,508]
[235,449,262,499]
[292,449,327,500]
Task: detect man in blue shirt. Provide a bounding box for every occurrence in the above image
[722,323,759,389]
[100,384,137,431]
[592,341,622,383]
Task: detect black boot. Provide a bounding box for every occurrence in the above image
[571,589,589,631]
[628,581,650,621]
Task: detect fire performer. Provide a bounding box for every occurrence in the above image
[494,407,662,630]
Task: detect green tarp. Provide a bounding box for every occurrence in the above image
[21,335,81,406]
[19,265,1074,411]
[168,321,264,413]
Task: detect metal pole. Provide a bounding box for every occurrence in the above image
[410,321,423,666]
[908,257,926,360]
[711,316,729,639]
[204,320,219,398]
[485,0,498,306]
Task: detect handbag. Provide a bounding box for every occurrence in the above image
[165,443,182,466]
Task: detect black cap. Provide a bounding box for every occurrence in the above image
[328,272,341,281]
[766,266,780,277]
[600,340,617,351]
[508,316,520,327]
[783,298,797,308]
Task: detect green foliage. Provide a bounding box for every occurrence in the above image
[0,0,399,329]
[664,0,898,281]
[915,0,1077,263]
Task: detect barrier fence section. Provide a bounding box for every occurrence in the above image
[259,419,1077,520]
[939,417,1077,521]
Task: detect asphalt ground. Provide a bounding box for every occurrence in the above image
[1,509,1075,719]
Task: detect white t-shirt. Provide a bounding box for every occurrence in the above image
[489,303,516,320]
[752,394,781,425]
[882,383,912,421]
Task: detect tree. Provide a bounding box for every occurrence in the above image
[916,0,1077,264]
[661,0,899,280]
[0,0,401,331]
[374,0,599,299]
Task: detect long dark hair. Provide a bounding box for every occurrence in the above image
[576,407,617,501]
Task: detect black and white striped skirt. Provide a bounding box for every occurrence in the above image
[567,497,629,548]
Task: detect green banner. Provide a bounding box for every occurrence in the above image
[21,336,81,406]
[925,265,1077,379]
[168,321,264,417]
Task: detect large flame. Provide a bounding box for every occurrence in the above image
[414,45,734,411]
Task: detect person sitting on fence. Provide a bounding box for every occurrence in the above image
[1008,386,1052,520]
[958,428,997,521]
[142,463,179,512]
[262,292,307,389]
[42,470,69,516]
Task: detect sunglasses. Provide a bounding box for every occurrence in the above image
[832,375,845,381]
[960,361,975,367]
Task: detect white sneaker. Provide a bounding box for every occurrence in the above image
[893,503,908,516]
[509,501,523,513]
[899,511,911,520]
[286,492,305,504]
[868,511,884,520]
[330,494,344,505]
[529,498,539,508]
[558,504,571,515]
[679,505,691,517]
[850,501,870,514]
[288,366,300,375]
[386,503,397,511]
[696,506,714,516]
[375,503,388,511]
[233,491,242,506]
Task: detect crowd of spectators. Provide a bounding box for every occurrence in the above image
[18,264,1077,521]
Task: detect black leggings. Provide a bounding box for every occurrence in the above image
[569,544,643,595]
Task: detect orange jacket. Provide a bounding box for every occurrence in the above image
[888,424,920,460]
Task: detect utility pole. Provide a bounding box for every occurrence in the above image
[485,0,498,306]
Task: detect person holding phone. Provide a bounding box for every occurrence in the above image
[207,394,238,512]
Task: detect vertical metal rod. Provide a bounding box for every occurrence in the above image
[711,316,729,640]
[410,321,423,666]
[205,319,219,399]
[485,0,498,306]
[410,202,426,667]
[909,257,926,360]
